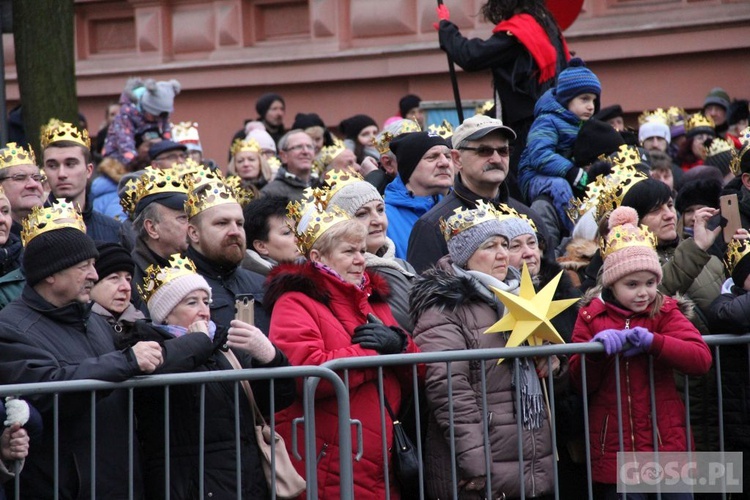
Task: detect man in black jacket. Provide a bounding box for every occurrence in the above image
[407,115,549,273]
[0,201,163,498]
[186,178,269,333]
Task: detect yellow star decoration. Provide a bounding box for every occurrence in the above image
[485,263,579,363]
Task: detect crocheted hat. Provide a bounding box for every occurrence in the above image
[601,206,662,287]
[555,58,601,110]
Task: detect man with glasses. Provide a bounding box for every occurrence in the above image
[261,129,315,201]
[148,140,188,170]
[407,114,549,273]
[0,143,45,236]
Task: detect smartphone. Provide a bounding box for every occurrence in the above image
[720,194,742,244]
[234,294,255,325]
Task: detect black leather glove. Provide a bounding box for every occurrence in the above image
[351,323,407,355]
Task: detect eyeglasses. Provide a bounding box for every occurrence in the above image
[285,144,315,153]
[0,173,46,184]
[459,145,511,158]
[156,153,188,162]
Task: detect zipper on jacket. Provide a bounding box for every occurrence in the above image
[600,414,609,455]
[316,443,329,464]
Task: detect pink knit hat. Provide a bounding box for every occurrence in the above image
[601,206,662,287]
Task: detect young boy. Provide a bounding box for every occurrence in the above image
[518,58,601,234]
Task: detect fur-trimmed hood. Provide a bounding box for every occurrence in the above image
[557,237,598,271]
[264,261,390,312]
[578,285,695,321]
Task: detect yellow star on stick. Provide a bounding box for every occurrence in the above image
[485,263,579,363]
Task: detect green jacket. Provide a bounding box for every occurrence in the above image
[0,267,25,310]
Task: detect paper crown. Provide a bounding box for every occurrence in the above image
[171,121,201,146]
[601,222,658,259]
[427,120,454,139]
[138,254,198,305]
[120,167,190,218]
[595,166,648,221]
[566,174,611,224]
[171,157,204,180]
[182,163,226,191]
[287,187,351,254]
[686,112,715,133]
[439,200,520,242]
[225,175,256,207]
[374,120,421,154]
[40,119,91,149]
[20,200,87,247]
[638,108,669,126]
[738,126,750,148]
[724,239,750,276]
[230,138,261,158]
[185,176,239,218]
[312,138,346,174]
[267,156,281,172]
[475,100,494,115]
[0,142,37,170]
[320,168,366,198]
[666,106,687,126]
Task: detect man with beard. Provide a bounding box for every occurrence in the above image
[406,114,549,273]
[0,200,163,498]
[186,178,269,332]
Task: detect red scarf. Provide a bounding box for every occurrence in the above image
[493,13,571,83]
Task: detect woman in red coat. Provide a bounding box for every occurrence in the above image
[266,197,419,499]
[569,207,712,498]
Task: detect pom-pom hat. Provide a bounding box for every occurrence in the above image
[601,206,662,287]
[555,58,602,112]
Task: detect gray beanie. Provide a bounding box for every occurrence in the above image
[447,219,506,268]
[140,79,181,116]
[497,217,537,245]
[329,181,383,217]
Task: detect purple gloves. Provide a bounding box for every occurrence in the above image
[624,327,654,357]
[591,329,629,355]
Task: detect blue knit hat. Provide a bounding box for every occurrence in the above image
[555,58,602,111]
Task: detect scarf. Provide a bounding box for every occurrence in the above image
[453,264,544,430]
[365,237,414,278]
[157,320,217,340]
[493,13,570,83]
[312,261,366,290]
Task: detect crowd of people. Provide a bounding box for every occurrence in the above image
[0,0,749,498]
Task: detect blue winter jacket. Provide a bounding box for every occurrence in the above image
[517,88,582,198]
[91,175,127,220]
[384,175,442,260]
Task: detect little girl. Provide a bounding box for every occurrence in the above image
[569,206,712,500]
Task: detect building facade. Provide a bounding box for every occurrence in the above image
[4,0,750,163]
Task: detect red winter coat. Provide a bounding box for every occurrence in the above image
[265,262,420,499]
[569,291,712,485]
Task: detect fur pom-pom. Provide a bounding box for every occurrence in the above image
[608,206,639,229]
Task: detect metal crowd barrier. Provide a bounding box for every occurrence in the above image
[1,334,748,499]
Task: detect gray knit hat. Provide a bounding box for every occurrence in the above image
[140,79,181,116]
[497,217,537,245]
[329,179,382,217]
[442,202,507,267]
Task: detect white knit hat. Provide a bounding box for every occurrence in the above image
[329,181,383,217]
[148,273,212,325]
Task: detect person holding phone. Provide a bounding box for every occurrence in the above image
[117,254,294,499]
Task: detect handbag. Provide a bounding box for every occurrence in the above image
[384,398,420,489]
[223,350,306,499]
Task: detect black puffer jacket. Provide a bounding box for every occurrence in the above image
[115,321,295,499]
[0,285,145,499]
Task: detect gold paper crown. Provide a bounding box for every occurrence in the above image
[594,165,648,221]
[320,168,366,198]
[20,200,87,247]
[374,120,421,154]
[267,156,281,172]
[171,121,201,146]
[567,174,610,224]
[225,175,256,207]
[182,163,226,191]
[171,158,205,181]
[40,119,91,149]
[287,187,351,254]
[685,112,715,133]
[185,176,238,218]
[230,138,262,158]
[120,167,190,218]
[608,144,647,170]
[706,137,735,158]
[0,142,37,170]
[601,223,658,259]
[638,108,669,126]
[427,120,454,139]
[724,239,750,276]
[138,254,199,304]
[666,107,686,126]
[312,138,347,174]
[475,100,494,115]
[739,126,750,148]
[439,201,518,242]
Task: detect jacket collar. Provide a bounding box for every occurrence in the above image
[187,246,238,280]
[274,167,310,188]
[22,285,92,327]
[383,175,442,211]
[133,237,170,273]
